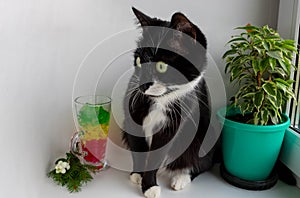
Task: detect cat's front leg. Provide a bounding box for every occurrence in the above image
[141,134,171,198]
[123,132,149,185]
[171,173,192,191]
[130,172,143,185]
[142,169,161,198]
[129,150,146,186]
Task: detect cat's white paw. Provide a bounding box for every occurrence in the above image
[130,173,142,185]
[171,174,191,191]
[144,186,161,198]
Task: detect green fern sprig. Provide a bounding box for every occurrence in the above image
[47,152,94,193]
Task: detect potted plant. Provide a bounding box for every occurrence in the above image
[218,24,297,190]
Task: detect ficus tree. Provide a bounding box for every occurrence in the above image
[223,25,297,125]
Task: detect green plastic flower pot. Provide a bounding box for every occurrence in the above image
[217,107,290,181]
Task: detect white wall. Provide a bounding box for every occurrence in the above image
[0,0,279,197]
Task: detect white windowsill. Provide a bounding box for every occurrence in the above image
[280,128,300,188]
[46,164,300,197]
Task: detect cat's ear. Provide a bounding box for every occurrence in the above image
[170,12,197,41]
[132,7,153,26]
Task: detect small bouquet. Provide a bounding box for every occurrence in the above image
[48,152,98,192]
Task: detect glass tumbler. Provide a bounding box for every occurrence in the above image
[71,95,111,171]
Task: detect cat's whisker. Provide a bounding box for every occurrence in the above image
[132,76,139,80]
[191,88,204,95]
[126,84,139,93]
[170,90,199,126]
[174,99,198,128]
[185,91,210,110]
[128,79,138,84]
[128,82,139,88]
[126,88,138,98]
[144,30,156,56]
[132,90,144,112]
[156,28,171,54]
[167,110,174,131]
[171,103,180,129]
[167,102,181,132]
[129,91,139,112]
[173,101,188,126]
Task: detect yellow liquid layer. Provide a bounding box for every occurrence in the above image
[80,124,109,144]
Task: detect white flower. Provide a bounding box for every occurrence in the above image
[62,162,70,170]
[55,164,63,174]
[61,168,66,174]
[55,161,70,174]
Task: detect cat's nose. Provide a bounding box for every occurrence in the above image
[139,82,153,93]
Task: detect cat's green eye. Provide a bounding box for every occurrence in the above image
[136,57,142,68]
[156,61,168,73]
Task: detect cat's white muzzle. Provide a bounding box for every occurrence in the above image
[144,83,167,97]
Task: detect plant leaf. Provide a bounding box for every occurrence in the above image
[287,79,295,85]
[268,58,276,71]
[230,66,243,81]
[253,90,264,110]
[281,43,297,52]
[276,81,287,93]
[242,92,257,98]
[266,35,281,40]
[239,102,250,115]
[274,78,292,87]
[253,112,260,125]
[271,67,287,78]
[262,82,277,97]
[276,91,283,108]
[266,51,283,60]
[236,25,259,31]
[278,59,289,73]
[237,73,253,84]
[259,58,269,72]
[260,109,269,125]
[222,49,237,59]
[267,95,277,108]
[269,110,279,124]
[252,59,260,75]
[227,36,248,44]
[271,115,279,124]
[262,41,270,50]
[286,88,297,100]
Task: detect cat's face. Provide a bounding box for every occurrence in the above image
[132,7,207,98]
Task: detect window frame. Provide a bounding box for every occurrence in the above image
[277,0,300,183]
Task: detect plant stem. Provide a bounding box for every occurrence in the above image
[257,71,261,87]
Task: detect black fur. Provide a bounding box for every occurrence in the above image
[122,7,215,195]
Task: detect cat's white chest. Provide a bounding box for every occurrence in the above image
[143,104,167,147]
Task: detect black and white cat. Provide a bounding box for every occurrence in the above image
[122,7,219,198]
